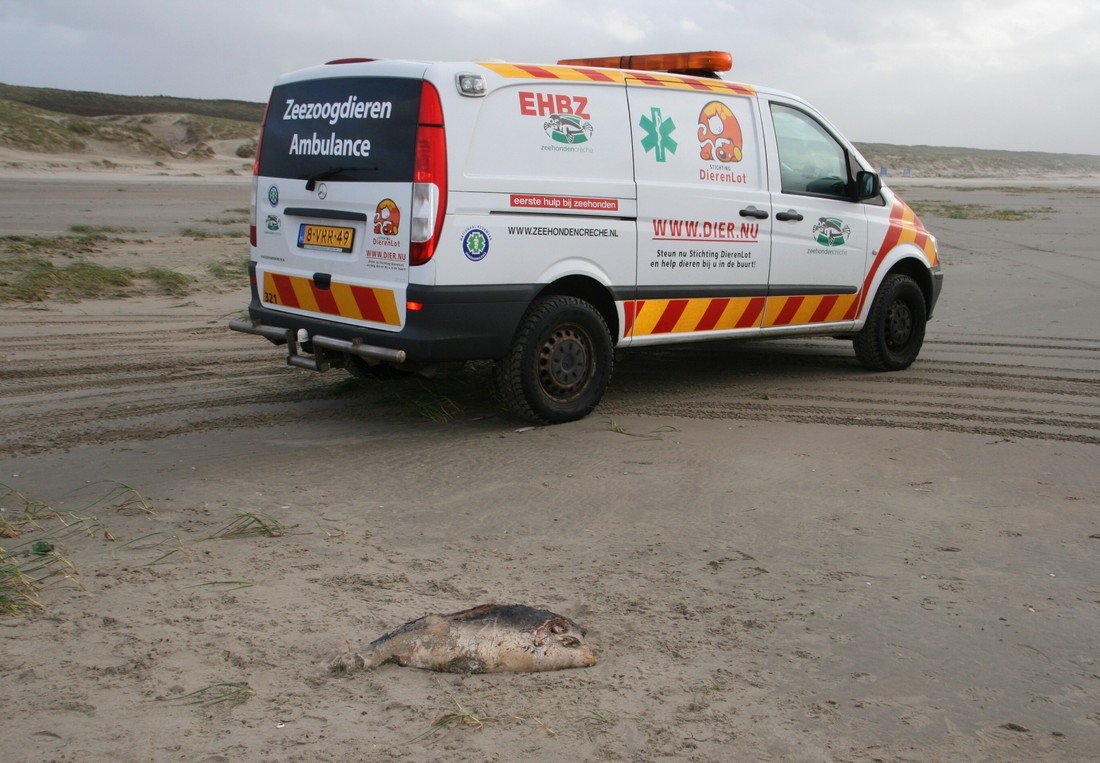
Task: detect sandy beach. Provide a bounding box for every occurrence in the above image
[0,166,1098,761]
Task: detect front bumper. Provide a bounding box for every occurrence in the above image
[929,268,944,318]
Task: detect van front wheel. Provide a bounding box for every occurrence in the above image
[853,273,927,371]
[497,295,613,424]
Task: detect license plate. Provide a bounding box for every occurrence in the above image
[298,223,355,253]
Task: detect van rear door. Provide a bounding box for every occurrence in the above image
[254,71,424,332]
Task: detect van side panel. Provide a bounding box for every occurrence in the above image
[425,65,636,311]
[624,77,772,345]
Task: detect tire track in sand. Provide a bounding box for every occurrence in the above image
[602,334,1100,445]
[2,312,1098,454]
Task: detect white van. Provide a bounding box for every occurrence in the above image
[231,51,943,423]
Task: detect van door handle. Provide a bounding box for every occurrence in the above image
[739,206,769,219]
[775,210,804,222]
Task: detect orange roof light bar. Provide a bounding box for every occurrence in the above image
[557,51,733,76]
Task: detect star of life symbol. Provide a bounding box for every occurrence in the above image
[640,107,677,162]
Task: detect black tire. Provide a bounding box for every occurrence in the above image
[853,273,927,371]
[496,295,613,424]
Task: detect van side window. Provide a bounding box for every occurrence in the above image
[771,104,850,199]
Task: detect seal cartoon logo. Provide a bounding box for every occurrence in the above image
[812,217,851,247]
[697,101,743,163]
[374,199,400,236]
[544,114,594,145]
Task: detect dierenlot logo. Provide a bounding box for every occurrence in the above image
[374,199,400,236]
[697,101,743,163]
[640,107,677,162]
[812,217,851,247]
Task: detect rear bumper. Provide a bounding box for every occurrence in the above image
[239,283,540,362]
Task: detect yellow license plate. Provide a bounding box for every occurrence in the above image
[298,223,355,253]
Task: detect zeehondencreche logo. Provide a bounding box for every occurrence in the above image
[544,114,594,145]
[812,217,851,247]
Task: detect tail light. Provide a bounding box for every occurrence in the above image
[249,104,269,247]
[410,81,447,266]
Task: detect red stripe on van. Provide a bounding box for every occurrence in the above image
[652,299,688,334]
[774,296,805,325]
[350,285,386,323]
[577,67,617,82]
[736,297,765,328]
[843,299,860,321]
[310,282,339,315]
[696,298,730,332]
[272,274,299,308]
[623,300,640,338]
[629,72,664,87]
[809,294,838,323]
[679,76,712,91]
[514,64,557,79]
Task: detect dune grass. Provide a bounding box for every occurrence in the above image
[0,99,86,152]
[203,512,295,540]
[206,255,250,280]
[0,233,194,301]
[65,480,156,516]
[180,227,240,239]
[0,484,114,617]
[0,232,118,255]
[0,255,193,301]
[69,224,139,234]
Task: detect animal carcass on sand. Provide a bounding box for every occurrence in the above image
[328,603,597,674]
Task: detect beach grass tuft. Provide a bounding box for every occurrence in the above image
[203,511,294,540]
[0,489,112,616]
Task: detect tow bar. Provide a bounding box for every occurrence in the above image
[229,320,406,372]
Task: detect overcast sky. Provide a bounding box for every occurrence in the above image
[2,0,1098,155]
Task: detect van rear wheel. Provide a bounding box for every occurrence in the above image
[853,273,927,371]
[496,295,613,424]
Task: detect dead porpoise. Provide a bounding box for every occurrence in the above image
[328,603,597,674]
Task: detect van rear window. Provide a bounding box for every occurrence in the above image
[258,76,420,183]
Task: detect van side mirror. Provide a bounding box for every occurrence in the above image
[855,170,882,201]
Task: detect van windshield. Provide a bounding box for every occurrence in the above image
[258,76,420,183]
